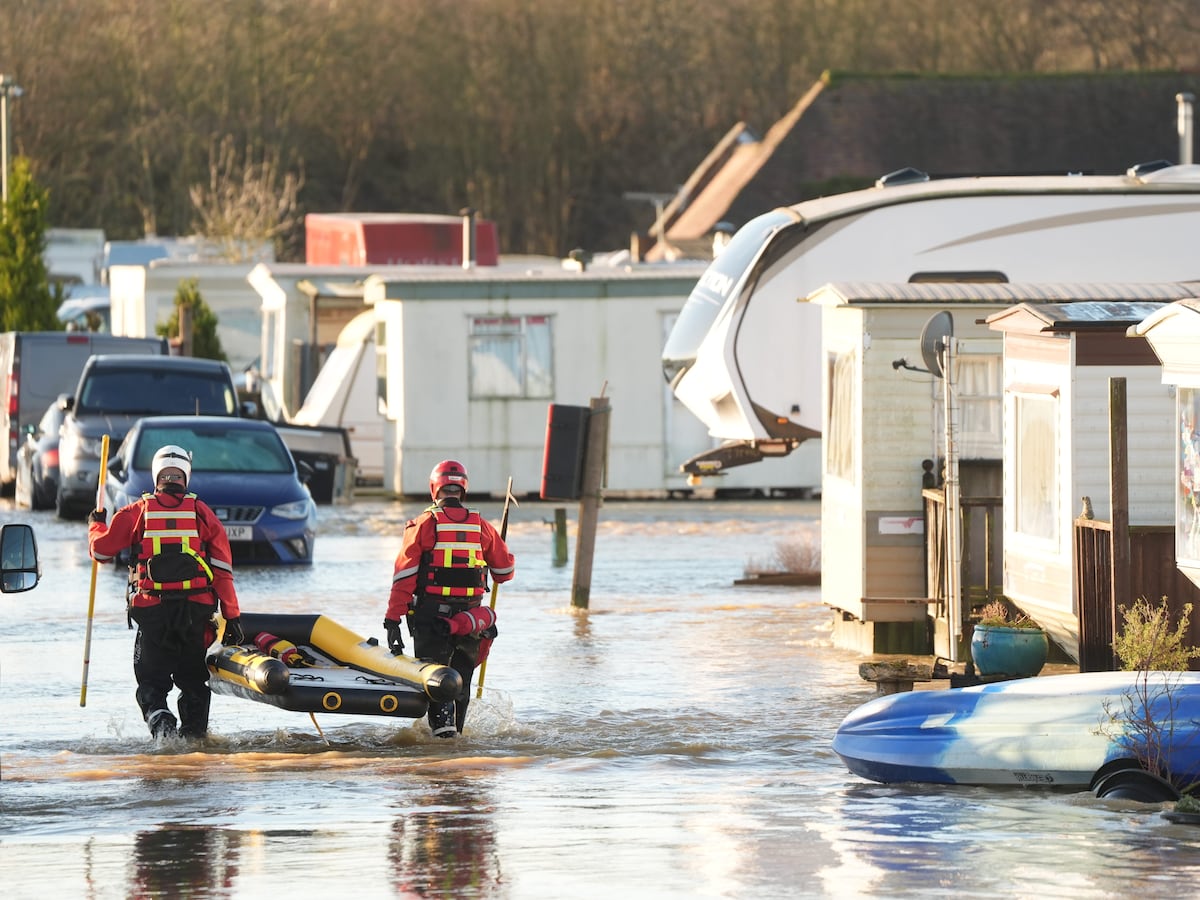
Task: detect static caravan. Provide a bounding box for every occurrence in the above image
[662,164,1200,489]
[985,294,1197,661]
[248,263,378,418]
[363,263,829,497]
[109,260,266,374]
[810,282,1016,655]
[1129,300,1200,655]
[289,310,385,484]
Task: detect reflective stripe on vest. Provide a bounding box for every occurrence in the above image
[136,492,215,595]
[423,505,488,599]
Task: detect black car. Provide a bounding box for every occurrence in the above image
[15,394,68,511]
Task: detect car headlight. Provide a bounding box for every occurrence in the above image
[62,427,103,460]
[271,499,312,520]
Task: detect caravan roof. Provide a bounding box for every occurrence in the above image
[662,164,1200,465]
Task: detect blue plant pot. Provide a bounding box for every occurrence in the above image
[971,624,1049,677]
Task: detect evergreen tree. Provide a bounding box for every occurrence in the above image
[156,278,227,361]
[0,157,63,331]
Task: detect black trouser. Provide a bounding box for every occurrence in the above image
[410,601,484,733]
[130,595,216,738]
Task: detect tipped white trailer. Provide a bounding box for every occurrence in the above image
[661,163,1200,479]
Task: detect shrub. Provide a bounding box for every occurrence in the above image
[977,599,1041,629]
[1113,598,1199,672]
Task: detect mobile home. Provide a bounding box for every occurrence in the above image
[363,263,824,497]
[811,282,1013,654]
[109,260,267,373]
[984,295,1196,661]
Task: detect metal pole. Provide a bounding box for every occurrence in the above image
[1178,92,1195,166]
[943,336,962,663]
[0,75,22,207]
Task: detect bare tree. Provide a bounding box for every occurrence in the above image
[189,135,304,261]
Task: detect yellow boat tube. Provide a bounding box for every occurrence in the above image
[232,612,463,703]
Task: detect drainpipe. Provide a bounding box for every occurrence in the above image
[1178,92,1195,165]
[460,207,476,270]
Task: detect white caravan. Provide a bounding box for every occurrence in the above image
[290,310,385,485]
[661,163,1200,475]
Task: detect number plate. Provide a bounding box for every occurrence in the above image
[224,524,253,541]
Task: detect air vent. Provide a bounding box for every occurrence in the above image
[875,167,930,188]
[1126,159,1173,178]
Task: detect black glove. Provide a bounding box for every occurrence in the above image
[222,617,245,646]
[384,618,405,656]
[88,508,107,525]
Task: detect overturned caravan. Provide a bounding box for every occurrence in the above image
[207,612,463,720]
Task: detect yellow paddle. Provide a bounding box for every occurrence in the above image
[475,477,516,699]
[80,434,111,707]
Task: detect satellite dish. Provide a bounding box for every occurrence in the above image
[919,311,955,378]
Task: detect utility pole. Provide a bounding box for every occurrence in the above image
[1,74,23,207]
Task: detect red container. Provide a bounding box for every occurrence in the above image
[305,213,499,267]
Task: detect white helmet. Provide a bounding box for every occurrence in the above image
[152,445,192,486]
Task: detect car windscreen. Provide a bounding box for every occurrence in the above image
[134,426,293,474]
[77,369,236,416]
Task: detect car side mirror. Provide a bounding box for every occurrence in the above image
[296,460,315,484]
[0,524,40,593]
[240,400,259,418]
[61,396,74,412]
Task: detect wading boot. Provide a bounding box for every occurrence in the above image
[147,708,178,739]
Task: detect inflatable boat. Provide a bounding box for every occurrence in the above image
[832,671,1200,793]
[207,613,463,720]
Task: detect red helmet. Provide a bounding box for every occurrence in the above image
[430,459,469,499]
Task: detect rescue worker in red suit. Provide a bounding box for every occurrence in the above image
[88,445,243,740]
[384,460,515,738]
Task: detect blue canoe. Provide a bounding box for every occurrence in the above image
[832,671,1200,789]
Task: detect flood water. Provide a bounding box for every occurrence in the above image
[2,496,1199,898]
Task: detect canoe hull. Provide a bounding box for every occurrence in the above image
[832,671,1200,788]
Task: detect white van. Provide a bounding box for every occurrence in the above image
[0,332,168,489]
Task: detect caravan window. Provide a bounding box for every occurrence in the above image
[1177,389,1200,564]
[469,315,553,400]
[825,349,856,483]
[954,353,1003,459]
[1013,393,1057,541]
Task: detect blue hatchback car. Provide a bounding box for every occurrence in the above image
[104,416,317,564]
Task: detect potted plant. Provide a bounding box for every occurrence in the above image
[970,600,1049,677]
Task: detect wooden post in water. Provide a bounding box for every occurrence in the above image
[1109,377,1130,671]
[552,508,568,567]
[571,395,610,608]
[179,300,194,357]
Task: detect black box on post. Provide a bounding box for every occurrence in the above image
[541,404,590,500]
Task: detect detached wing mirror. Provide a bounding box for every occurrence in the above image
[0,524,40,593]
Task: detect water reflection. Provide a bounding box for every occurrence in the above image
[388,780,501,897]
[131,825,240,898]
